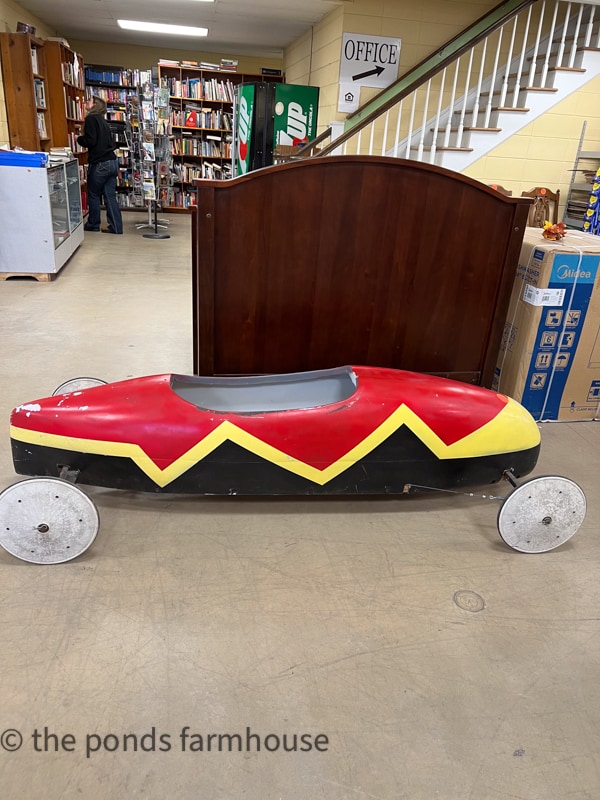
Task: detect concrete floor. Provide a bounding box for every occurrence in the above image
[0,214,598,799]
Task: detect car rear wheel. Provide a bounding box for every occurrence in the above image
[497,475,586,553]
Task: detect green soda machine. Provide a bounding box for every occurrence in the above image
[234,82,319,175]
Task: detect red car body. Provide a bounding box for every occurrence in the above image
[10,366,540,495]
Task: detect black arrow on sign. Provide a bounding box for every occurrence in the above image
[352,65,385,81]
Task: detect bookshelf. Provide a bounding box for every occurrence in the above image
[44,41,86,156]
[157,62,282,208]
[0,32,52,151]
[83,64,149,209]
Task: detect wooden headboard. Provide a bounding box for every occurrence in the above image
[192,156,531,387]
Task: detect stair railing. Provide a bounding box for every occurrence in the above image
[300,0,599,164]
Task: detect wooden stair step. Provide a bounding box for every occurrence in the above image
[551,66,586,73]
[411,145,474,152]
[431,126,502,133]
[496,84,558,93]
[458,107,530,114]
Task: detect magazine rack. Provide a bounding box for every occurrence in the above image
[127,81,171,239]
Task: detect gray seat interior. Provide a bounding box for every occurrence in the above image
[171,366,357,413]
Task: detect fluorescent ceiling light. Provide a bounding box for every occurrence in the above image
[118,20,209,36]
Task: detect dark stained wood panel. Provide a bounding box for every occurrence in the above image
[193,156,531,387]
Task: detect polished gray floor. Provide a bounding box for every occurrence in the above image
[0,216,598,799]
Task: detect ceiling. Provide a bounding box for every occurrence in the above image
[17,0,347,57]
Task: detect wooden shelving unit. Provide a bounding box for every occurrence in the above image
[44,40,86,154]
[0,32,52,151]
[157,63,282,208]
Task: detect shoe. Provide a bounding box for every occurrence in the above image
[101,227,122,234]
[84,223,100,232]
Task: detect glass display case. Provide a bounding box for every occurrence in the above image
[0,158,84,278]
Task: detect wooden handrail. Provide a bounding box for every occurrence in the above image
[294,126,332,158]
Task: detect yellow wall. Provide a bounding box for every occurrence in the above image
[462,76,600,208]
[285,0,499,128]
[68,39,282,76]
[283,0,600,214]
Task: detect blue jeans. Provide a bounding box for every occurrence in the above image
[87,158,123,233]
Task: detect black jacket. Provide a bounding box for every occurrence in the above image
[77,113,116,164]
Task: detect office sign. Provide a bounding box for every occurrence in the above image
[339,32,401,89]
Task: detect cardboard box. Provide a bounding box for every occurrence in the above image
[493,228,600,421]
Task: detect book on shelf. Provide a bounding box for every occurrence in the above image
[185,110,199,128]
[34,79,46,108]
[37,112,47,139]
[30,47,39,74]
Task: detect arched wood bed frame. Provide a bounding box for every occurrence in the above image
[192,156,531,387]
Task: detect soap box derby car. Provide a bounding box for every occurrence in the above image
[1,366,586,563]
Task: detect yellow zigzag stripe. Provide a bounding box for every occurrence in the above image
[10,398,539,488]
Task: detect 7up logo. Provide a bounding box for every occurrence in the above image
[276,102,308,146]
[237,95,251,174]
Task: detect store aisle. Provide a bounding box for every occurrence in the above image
[0,217,599,800]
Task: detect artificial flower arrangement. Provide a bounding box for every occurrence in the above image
[542,220,567,241]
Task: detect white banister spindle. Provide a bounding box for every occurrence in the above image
[417,79,432,161]
[317,0,596,167]
[484,28,503,127]
[499,16,518,108]
[556,3,572,67]
[511,4,532,106]
[368,120,375,155]
[405,91,418,159]
[457,48,475,145]
[541,1,559,86]
[381,110,390,155]
[430,68,447,162]
[527,0,546,88]
[471,39,488,127]
[443,58,461,148]
[568,3,584,68]
[393,101,403,158]
[584,3,595,48]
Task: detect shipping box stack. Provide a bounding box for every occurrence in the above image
[493,228,600,421]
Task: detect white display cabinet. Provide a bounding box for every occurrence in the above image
[0,158,83,278]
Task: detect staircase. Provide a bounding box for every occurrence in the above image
[313,0,600,171]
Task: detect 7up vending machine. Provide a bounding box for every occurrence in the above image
[234,82,319,175]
